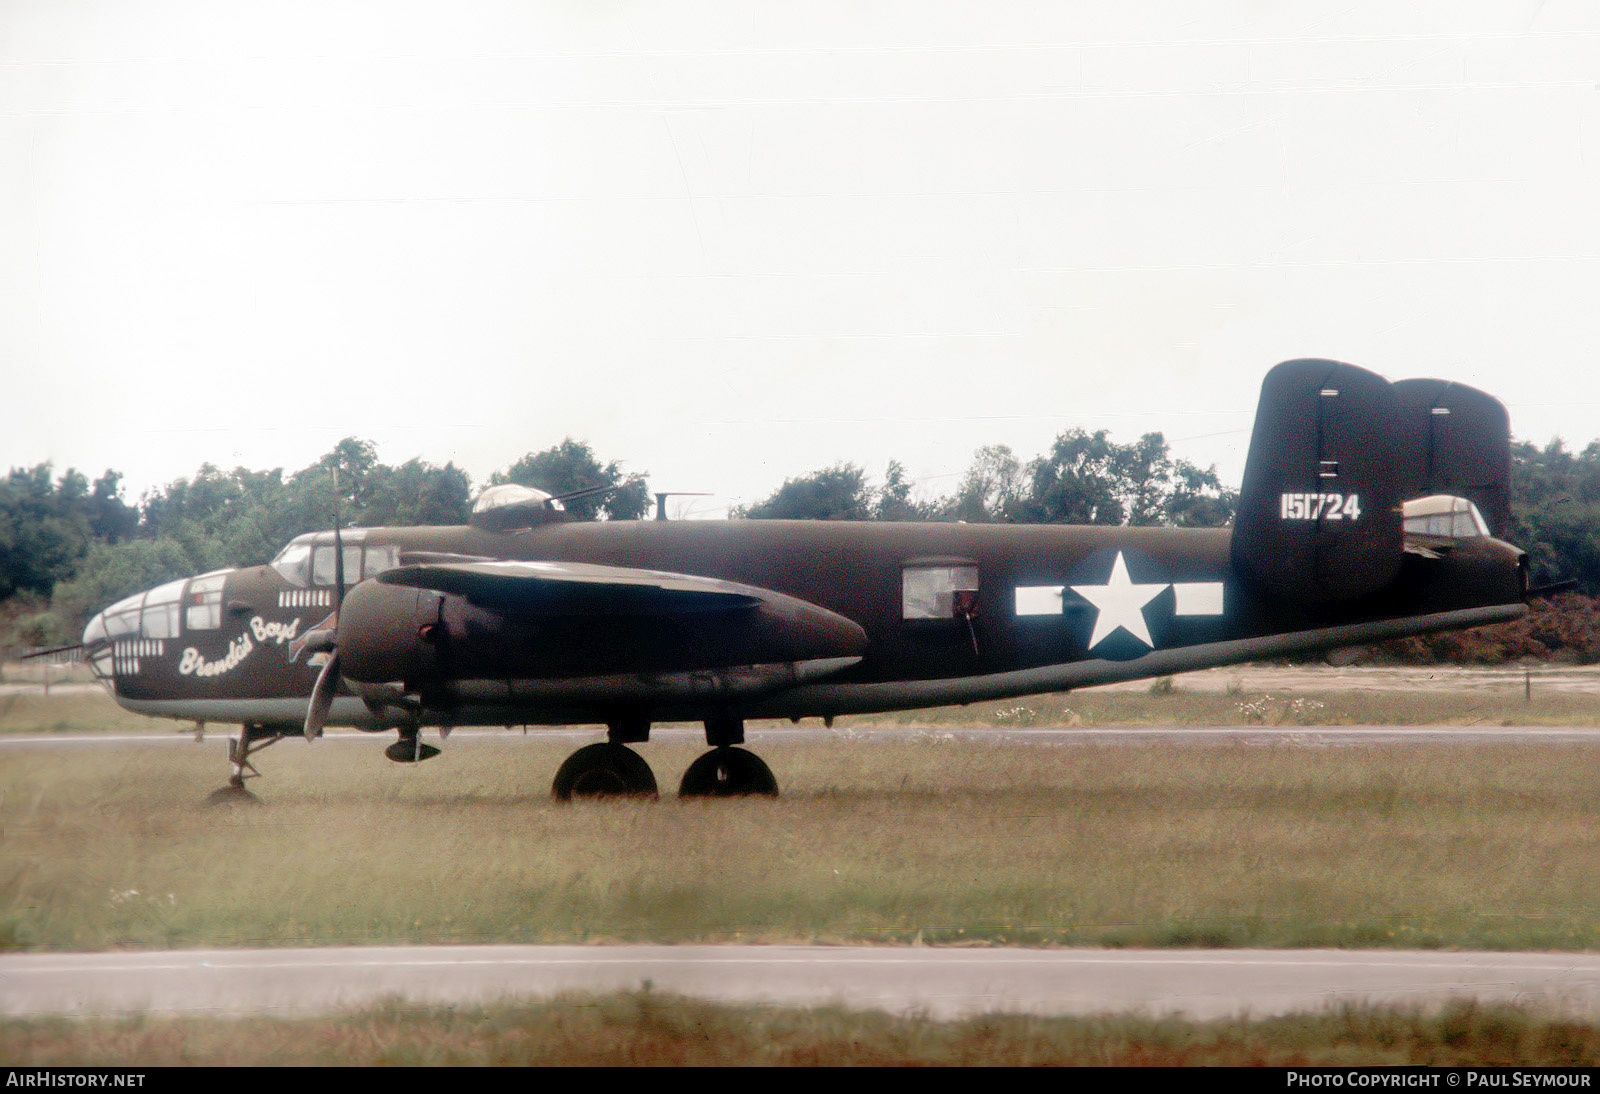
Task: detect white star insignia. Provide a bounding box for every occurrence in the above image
[1070,552,1169,650]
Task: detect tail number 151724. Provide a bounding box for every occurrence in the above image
[1280,492,1362,521]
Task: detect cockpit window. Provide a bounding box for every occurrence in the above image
[273,530,377,587]
[312,545,363,586]
[271,539,314,588]
[363,545,400,578]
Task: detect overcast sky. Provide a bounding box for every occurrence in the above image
[3,1,1597,519]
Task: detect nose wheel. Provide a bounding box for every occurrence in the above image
[204,723,285,806]
[204,774,263,807]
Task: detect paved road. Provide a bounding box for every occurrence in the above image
[5,945,1599,1021]
[7,724,1600,750]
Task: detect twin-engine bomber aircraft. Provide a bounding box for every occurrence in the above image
[79,360,1530,803]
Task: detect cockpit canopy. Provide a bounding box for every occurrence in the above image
[269,529,401,589]
[1402,494,1491,539]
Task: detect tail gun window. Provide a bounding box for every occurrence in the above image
[903,565,980,620]
[1402,495,1490,539]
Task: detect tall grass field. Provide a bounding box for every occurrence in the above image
[4,723,1597,953]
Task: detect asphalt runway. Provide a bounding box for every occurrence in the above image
[5,945,1600,1021]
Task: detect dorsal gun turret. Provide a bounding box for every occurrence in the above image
[469,485,569,532]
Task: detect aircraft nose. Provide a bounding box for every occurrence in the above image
[80,589,142,683]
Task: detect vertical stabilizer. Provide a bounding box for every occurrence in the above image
[1392,378,1512,537]
[1232,359,1404,602]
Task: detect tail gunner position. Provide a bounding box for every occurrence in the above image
[77,360,1531,803]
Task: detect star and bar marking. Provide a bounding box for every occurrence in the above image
[1013,551,1225,653]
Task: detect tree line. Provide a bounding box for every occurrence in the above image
[0,438,646,647]
[736,430,1232,528]
[5,430,1600,659]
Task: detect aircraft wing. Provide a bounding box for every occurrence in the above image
[377,559,765,615]
[334,558,870,692]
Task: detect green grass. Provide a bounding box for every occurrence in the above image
[4,994,1598,1066]
[872,683,1600,729]
[4,731,1598,953]
[0,690,169,735]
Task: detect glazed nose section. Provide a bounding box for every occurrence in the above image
[80,581,178,683]
[82,610,108,647]
[81,606,113,682]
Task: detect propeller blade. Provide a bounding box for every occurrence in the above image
[305,650,340,740]
[332,468,347,614]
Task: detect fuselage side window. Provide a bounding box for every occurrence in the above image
[903,565,980,620]
[185,572,228,631]
[363,545,400,579]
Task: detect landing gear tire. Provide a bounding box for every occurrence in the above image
[204,724,283,805]
[552,743,658,801]
[205,776,263,807]
[678,747,779,798]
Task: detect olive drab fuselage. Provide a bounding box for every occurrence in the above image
[87,514,1525,732]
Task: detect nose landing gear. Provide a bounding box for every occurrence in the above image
[204,723,287,806]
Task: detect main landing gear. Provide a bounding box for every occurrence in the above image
[552,742,659,799]
[550,714,780,801]
[678,746,778,798]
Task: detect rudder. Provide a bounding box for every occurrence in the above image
[1232,359,1404,603]
[1393,378,1512,537]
